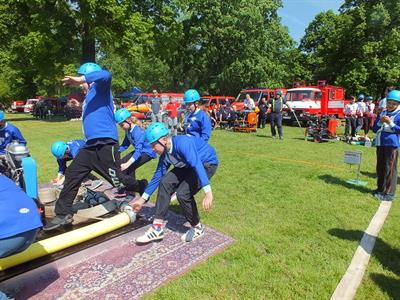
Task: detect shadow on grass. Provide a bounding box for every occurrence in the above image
[8,116,68,123]
[370,274,400,299]
[255,134,273,139]
[329,228,400,297]
[361,171,376,179]
[319,174,372,194]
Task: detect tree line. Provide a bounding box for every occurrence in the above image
[0,0,399,104]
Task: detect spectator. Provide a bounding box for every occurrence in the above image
[148,89,163,123]
[165,96,180,136]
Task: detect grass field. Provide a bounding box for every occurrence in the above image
[5,113,400,299]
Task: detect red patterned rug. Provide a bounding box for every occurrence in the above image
[1,204,233,299]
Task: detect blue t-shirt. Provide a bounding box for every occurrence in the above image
[82,70,118,142]
[0,122,27,155]
[57,139,85,174]
[373,108,400,148]
[0,176,42,239]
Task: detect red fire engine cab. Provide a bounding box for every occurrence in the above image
[283,80,349,122]
[233,88,286,111]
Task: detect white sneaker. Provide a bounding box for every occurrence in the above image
[181,224,205,242]
[136,226,164,243]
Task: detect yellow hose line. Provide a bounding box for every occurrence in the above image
[0,212,131,271]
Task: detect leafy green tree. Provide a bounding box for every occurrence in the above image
[300,1,400,98]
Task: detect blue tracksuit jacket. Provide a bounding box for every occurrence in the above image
[82,70,118,142]
[118,125,156,163]
[57,139,85,174]
[0,122,26,155]
[142,135,218,200]
[184,109,212,142]
[373,108,400,148]
[0,175,42,239]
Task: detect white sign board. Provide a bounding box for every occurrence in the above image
[344,151,362,165]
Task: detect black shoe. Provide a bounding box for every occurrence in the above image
[138,179,148,195]
[43,214,73,231]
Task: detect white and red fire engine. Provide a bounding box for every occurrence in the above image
[283,80,349,122]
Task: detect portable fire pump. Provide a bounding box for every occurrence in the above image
[283,80,350,124]
[305,115,340,143]
[0,140,45,221]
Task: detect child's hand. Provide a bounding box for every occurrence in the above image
[380,115,391,124]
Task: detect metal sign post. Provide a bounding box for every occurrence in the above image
[344,150,367,186]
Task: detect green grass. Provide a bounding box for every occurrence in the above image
[6,113,400,299]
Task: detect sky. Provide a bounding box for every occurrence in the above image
[278,0,344,44]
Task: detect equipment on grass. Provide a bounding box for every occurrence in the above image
[305,115,339,143]
[233,111,257,132]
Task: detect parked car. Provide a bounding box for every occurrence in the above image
[24,99,39,113]
[10,100,26,112]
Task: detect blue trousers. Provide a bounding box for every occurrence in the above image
[0,228,38,258]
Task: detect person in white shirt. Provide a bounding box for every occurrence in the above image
[355,94,367,134]
[243,94,255,111]
[364,96,376,138]
[343,96,358,138]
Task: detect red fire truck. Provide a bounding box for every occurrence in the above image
[282,80,349,122]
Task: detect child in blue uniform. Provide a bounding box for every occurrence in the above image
[372,90,400,201]
[50,139,85,184]
[0,175,43,299]
[44,63,147,231]
[115,108,156,175]
[183,89,212,142]
[0,110,26,155]
[131,122,218,243]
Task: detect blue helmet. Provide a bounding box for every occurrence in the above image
[367,96,373,101]
[358,94,365,101]
[114,108,131,124]
[51,141,68,159]
[387,90,400,103]
[184,89,201,103]
[276,90,283,96]
[145,122,169,144]
[78,62,102,75]
[0,110,4,121]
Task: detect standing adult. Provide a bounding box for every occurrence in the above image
[267,90,286,139]
[364,96,375,138]
[355,94,366,135]
[44,63,147,231]
[343,96,358,139]
[148,89,163,123]
[183,89,212,142]
[165,96,180,136]
[257,97,268,128]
